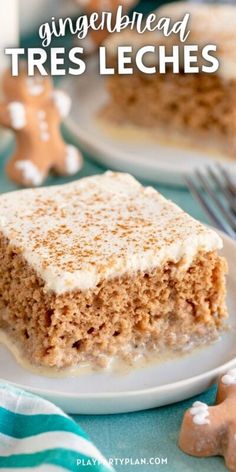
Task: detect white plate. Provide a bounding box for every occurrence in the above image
[0,231,236,414]
[63,60,236,186]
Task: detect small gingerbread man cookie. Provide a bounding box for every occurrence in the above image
[77,0,137,52]
[0,68,83,187]
[179,369,236,472]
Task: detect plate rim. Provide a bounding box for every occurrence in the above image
[1,356,236,400]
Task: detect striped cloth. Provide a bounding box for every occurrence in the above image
[0,383,114,472]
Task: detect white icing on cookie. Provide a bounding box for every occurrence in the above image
[65,145,83,175]
[37,110,50,142]
[26,78,44,97]
[222,369,236,385]
[0,172,223,293]
[8,102,26,130]
[15,160,44,186]
[52,90,71,118]
[190,401,210,426]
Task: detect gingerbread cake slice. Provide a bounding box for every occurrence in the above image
[103,2,236,159]
[0,172,227,370]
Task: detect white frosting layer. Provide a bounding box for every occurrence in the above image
[158,2,236,80]
[104,2,236,80]
[0,172,222,294]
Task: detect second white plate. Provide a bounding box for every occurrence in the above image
[0,231,235,414]
[63,60,236,186]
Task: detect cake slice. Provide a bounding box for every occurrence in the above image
[102,2,236,158]
[0,172,227,370]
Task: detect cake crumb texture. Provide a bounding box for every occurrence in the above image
[0,235,227,368]
[104,74,236,157]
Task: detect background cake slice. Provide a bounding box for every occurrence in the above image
[0,172,227,370]
[102,2,236,159]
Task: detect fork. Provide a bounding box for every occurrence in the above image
[185,164,236,240]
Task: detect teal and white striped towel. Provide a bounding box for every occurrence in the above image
[0,383,114,472]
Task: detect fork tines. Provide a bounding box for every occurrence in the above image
[185,164,236,240]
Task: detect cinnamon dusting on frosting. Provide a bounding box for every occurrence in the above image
[0,172,222,293]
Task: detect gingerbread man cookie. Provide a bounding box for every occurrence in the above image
[0,68,83,187]
[77,0,137,52]
[179,369,236,472]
